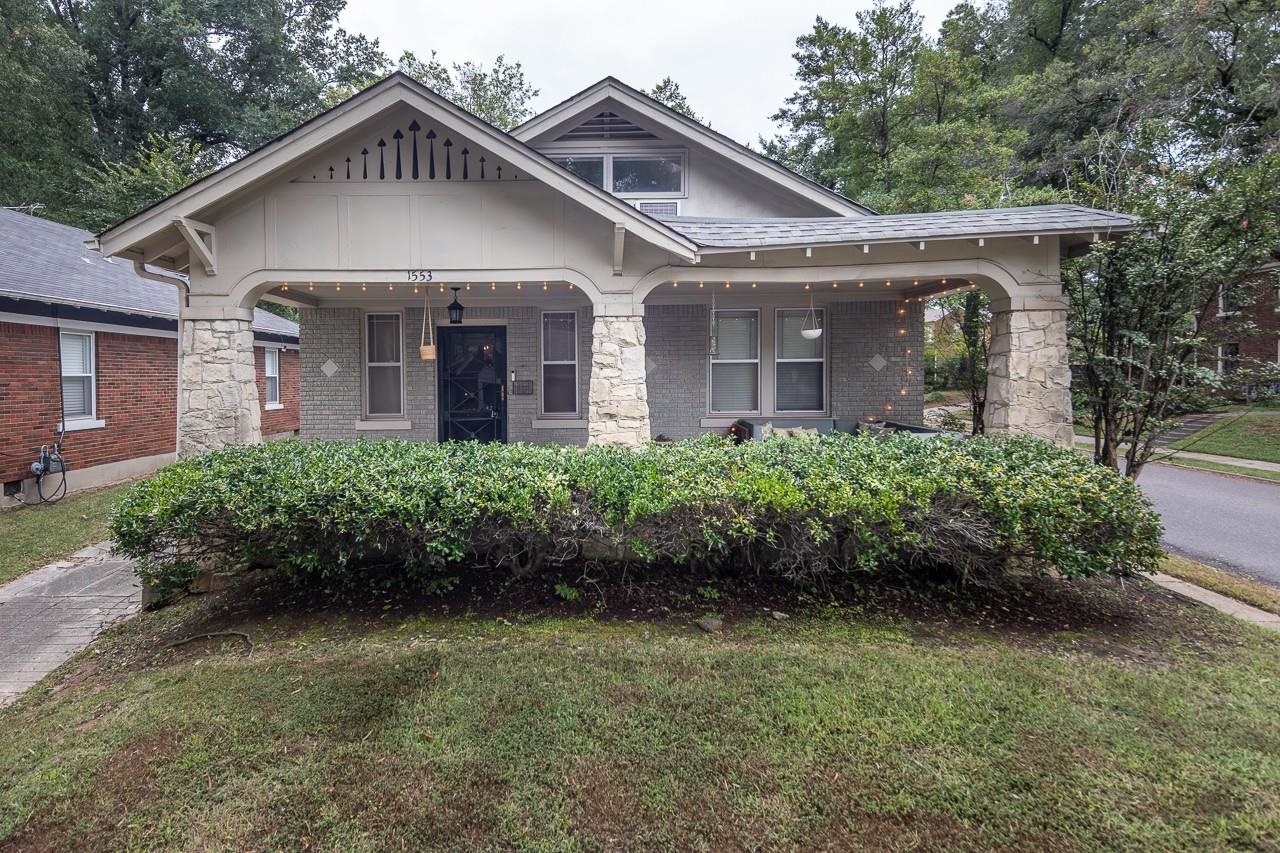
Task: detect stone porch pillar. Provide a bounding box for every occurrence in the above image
[985,296,1074,446]
[179,318,262,456]
[588,314,651,448]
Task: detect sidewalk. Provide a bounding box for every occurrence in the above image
[0,542,141,706]
[1151,573,1280,633]
[1072,436,1280,474]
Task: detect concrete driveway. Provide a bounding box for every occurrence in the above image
[1139,464,1280,587]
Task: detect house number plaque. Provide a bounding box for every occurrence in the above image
[406,270,434,282]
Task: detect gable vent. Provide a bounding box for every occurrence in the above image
[635,200,679,218]
[557,111,657,141]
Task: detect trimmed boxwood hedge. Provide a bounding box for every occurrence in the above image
[110,433,1163,595]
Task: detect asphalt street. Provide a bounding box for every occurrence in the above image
[1138,463,1280,586]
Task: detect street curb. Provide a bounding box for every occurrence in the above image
[1149,572,1280,633]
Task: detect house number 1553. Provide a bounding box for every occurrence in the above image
[406,270,433,282]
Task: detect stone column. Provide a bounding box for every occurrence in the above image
[588,315,651,448]
[179,318,262,457]
[985,298,1074,446]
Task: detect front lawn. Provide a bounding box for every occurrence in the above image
[0,484,128,586]
[1172,409,1280,464]
[2,573,1278,849]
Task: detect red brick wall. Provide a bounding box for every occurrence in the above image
[255,346,300,436]
[0,322,177,484]
[1199,273,1280,363]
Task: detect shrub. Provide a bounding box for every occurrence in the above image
[110,434,1163,596]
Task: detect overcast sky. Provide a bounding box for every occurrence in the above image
[340,0,958,144]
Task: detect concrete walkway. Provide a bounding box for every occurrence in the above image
[0,542,141,706]
[1072,436,1280,474]
[1151,572,1280,633]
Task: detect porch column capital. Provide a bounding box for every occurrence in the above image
[988,293,1069,314]
[587,315,651,448]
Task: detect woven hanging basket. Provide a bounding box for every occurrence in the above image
[420,287,436,360]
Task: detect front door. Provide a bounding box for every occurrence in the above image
[438,326,507,442]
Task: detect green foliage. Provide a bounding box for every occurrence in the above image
[396,51,538,129]
[111,434,1162,597]
[553,582,581,602]
[647,77,703,123]
[72,133,217,232]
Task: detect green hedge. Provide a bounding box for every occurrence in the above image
[110,433,1163,595]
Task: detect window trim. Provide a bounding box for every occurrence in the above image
[58,330,96,423]
[263,346,281,407]
[708,308,761,415]
[773,307,828,414]
[550,149,687,198]
[1219,288,1242,317]
[1217,342,1240,375]
[362,311,405,419]
[539,310,579,417]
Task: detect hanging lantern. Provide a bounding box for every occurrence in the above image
[419,287,436,360]
[801,294,823,340]
[447,287,465,324]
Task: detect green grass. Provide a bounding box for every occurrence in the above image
[2,575,1279,849]
[1159,456,1280,483]
[1161,553,1280,616]
[0,483,129,586]
[1171,409,1280,464]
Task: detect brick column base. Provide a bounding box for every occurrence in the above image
[179,318,262,456]
[588,315,651,448]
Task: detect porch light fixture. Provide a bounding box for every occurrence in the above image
[447,287,465,324]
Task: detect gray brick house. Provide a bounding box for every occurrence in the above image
[91,74,1133,453]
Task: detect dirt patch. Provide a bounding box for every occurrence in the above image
[2,729,181,853]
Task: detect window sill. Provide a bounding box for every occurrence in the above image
[354,419,412,431]
[532,418,587,429]
[60,418,106,432]
[265,402,284,411]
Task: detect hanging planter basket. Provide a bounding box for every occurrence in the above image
[419,287,437,360]
[801,294,824,340]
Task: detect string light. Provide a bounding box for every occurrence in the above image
[804,282,811,290]
[568,283,575,289]
[543,281,549,291]
[832,281,839,289]
[912,279,918,286]
[281,282,289,291]
[724,281,731,289]
[516,282,523,290]
[858,281,864,288]
[335,283,341,292]
[885,280,892,287]
[413,286,419,294]
[465,282,471,291]
[439,284,445,293]
[490,282,496,291]
[307,282,314,291]
[698,281,704,288]
[751,282,757,289]
[361,282,367,292]
[672,280,679,288]
[388,284,394,291]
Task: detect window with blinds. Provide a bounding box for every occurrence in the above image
[264,348,280,404]
[365,313,403,416]
[541,311,578,415]
[59,331,94,420]
[775,308,825,412]
[710,309,759,413]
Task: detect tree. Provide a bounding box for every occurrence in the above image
[397,51,538,129]
[0,0,93,220]
[72,132,217,232]
[647,77,703,123]
[1066,128,1280,480]
[44,0,386,162]
[930,291,991,433]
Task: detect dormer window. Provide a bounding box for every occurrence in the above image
[551,152,685,198]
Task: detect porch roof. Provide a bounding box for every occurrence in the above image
[659,204,1136,250]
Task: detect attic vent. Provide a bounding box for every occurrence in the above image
[557,111,656,141]
[635,200,679,218]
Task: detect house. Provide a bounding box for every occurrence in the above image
[0,209,299,507]
[1202,261,1280,380]
[90,74,1134,455]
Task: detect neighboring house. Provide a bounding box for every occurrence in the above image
[1200,261,1280,378]
[92,74,1134,456]
[0,209,299,507]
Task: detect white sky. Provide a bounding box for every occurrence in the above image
[340,0,957,144]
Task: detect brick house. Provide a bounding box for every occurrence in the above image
[1199,262,1280,380]
[0,209,298,507]
[92,74,1134,455]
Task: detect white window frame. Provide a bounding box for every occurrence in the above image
[58,330,99,427]
[550,150,687,198]
[363,311,405,418]
[1219,288,1242,317]
[540,310,579,417]
[708,308,761,415]
[263,347,282,409]
[774,307,828,414]
[1217,342,1240,375]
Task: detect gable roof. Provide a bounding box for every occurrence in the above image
[659,205,1138,251]
[512,77,874,217]
[0,209,297,338]
[97,73,697,263]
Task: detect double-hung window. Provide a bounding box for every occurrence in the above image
[541,311,578,415]
[264,348,281,406]
[365,313,403,417]
[775,308,826,412]
[59,331,95,421]
[710,309,759,413]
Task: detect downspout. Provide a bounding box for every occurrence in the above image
[132,261,190,458]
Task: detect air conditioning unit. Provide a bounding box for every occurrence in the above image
[634,200,680,218]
